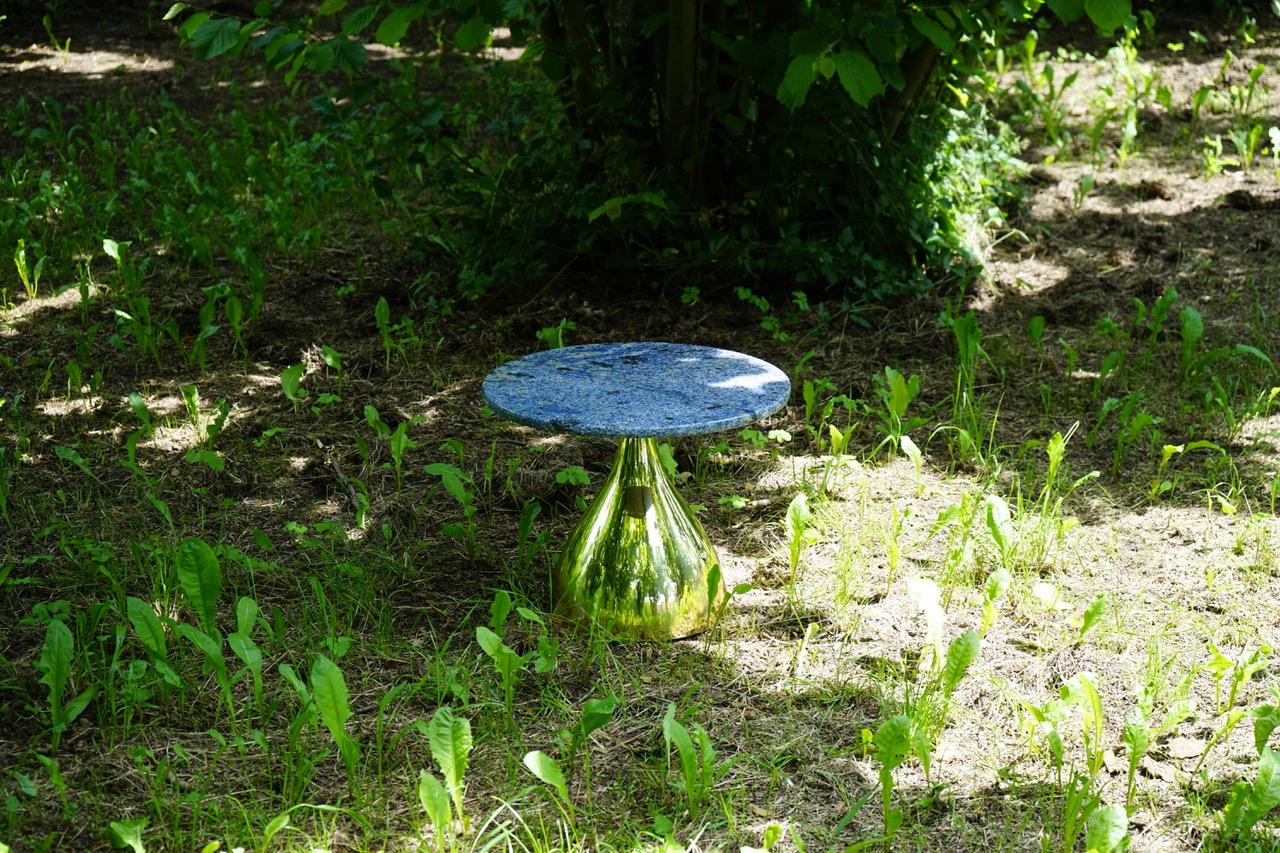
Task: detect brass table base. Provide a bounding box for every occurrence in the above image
[554,438,725,640]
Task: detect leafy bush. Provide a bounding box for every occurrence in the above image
[165,0,1132,298]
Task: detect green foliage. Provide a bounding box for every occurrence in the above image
[427,706,472,829]
[35,618,95,750]
[1217,748,1280,844]
[310,654,360,784]
[176,538,221,636]
[662,703,724,820]
[160,0,1134,297]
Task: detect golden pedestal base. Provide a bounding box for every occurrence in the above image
[554,438,725,640]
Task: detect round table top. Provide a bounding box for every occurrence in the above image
[482,342,791,437]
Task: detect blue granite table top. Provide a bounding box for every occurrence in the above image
[482,342,791,437]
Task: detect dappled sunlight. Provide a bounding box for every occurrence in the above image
[0,44,175,78]
[37,395,106,417]
[0,284,93,332]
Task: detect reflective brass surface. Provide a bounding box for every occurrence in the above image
[555,438,724,640]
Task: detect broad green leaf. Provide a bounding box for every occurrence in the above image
[1084,0,1131,33]
[1235,343,1275,369]
[235,596,258,637]
[341,4,380,36]
[417,770,451,830]
[262,812,290,846]
[428,706,472,815]
[279,364,306,402]
[128,392,152,433]
[831,49,882,107]
[577,695,619,741]
[54,446,98,481]
[176,538,222,635]
[1078,593,1108,642]
[36,619,73,716]
[662,704,698,792]
[375,5,420,45]
[320,345,342,373]
[331,38,366,73]
[108,817,148,853]
[310,654,351,740]
[178,11,212,39]
[1254,704,1280,754]
[1245,749,1280,826]
[1180,306,1204,347]
[940,630,980,696]
[777,53,818,110]
[228,633,262,673]
[176,624,224,670]
[910,13,954,52]
[1084,803,1127,852]
[523,750,569,803]
[489,590,512,633]
[900,434,922,472]
[162,3,186,22]
[316,0,348,14]
[873,714,912,771]
[475,625,506,659]
[126,597,168,660]
[785,493,811,539]
[454,15,490,51]
[63,687,95,727]
[1062,672,1104,745]
[191,17,242,58]
[1048,0,1087,21]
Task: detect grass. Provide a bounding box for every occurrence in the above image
[4,8,1280,853]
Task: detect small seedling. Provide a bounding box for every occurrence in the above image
[35,618,95,750]
[310,654,360,785]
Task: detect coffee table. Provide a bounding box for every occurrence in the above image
[483,342,791,639]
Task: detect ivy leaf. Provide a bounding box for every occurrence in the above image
[910,13,954,52]
[191,17,242,58]
[454,15,490,51]
[1084,0,1131,33]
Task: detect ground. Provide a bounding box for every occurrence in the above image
[3,6,1280,853]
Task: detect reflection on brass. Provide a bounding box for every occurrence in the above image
[554,438,725,640]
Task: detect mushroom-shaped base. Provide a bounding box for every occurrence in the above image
[555,438,725,640]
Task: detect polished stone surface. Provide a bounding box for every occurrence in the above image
[482,342,791,437]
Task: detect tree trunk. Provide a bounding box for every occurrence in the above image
[661,0,698,185]
[883,42,939,140]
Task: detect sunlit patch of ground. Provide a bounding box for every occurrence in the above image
[0,44,174,78]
